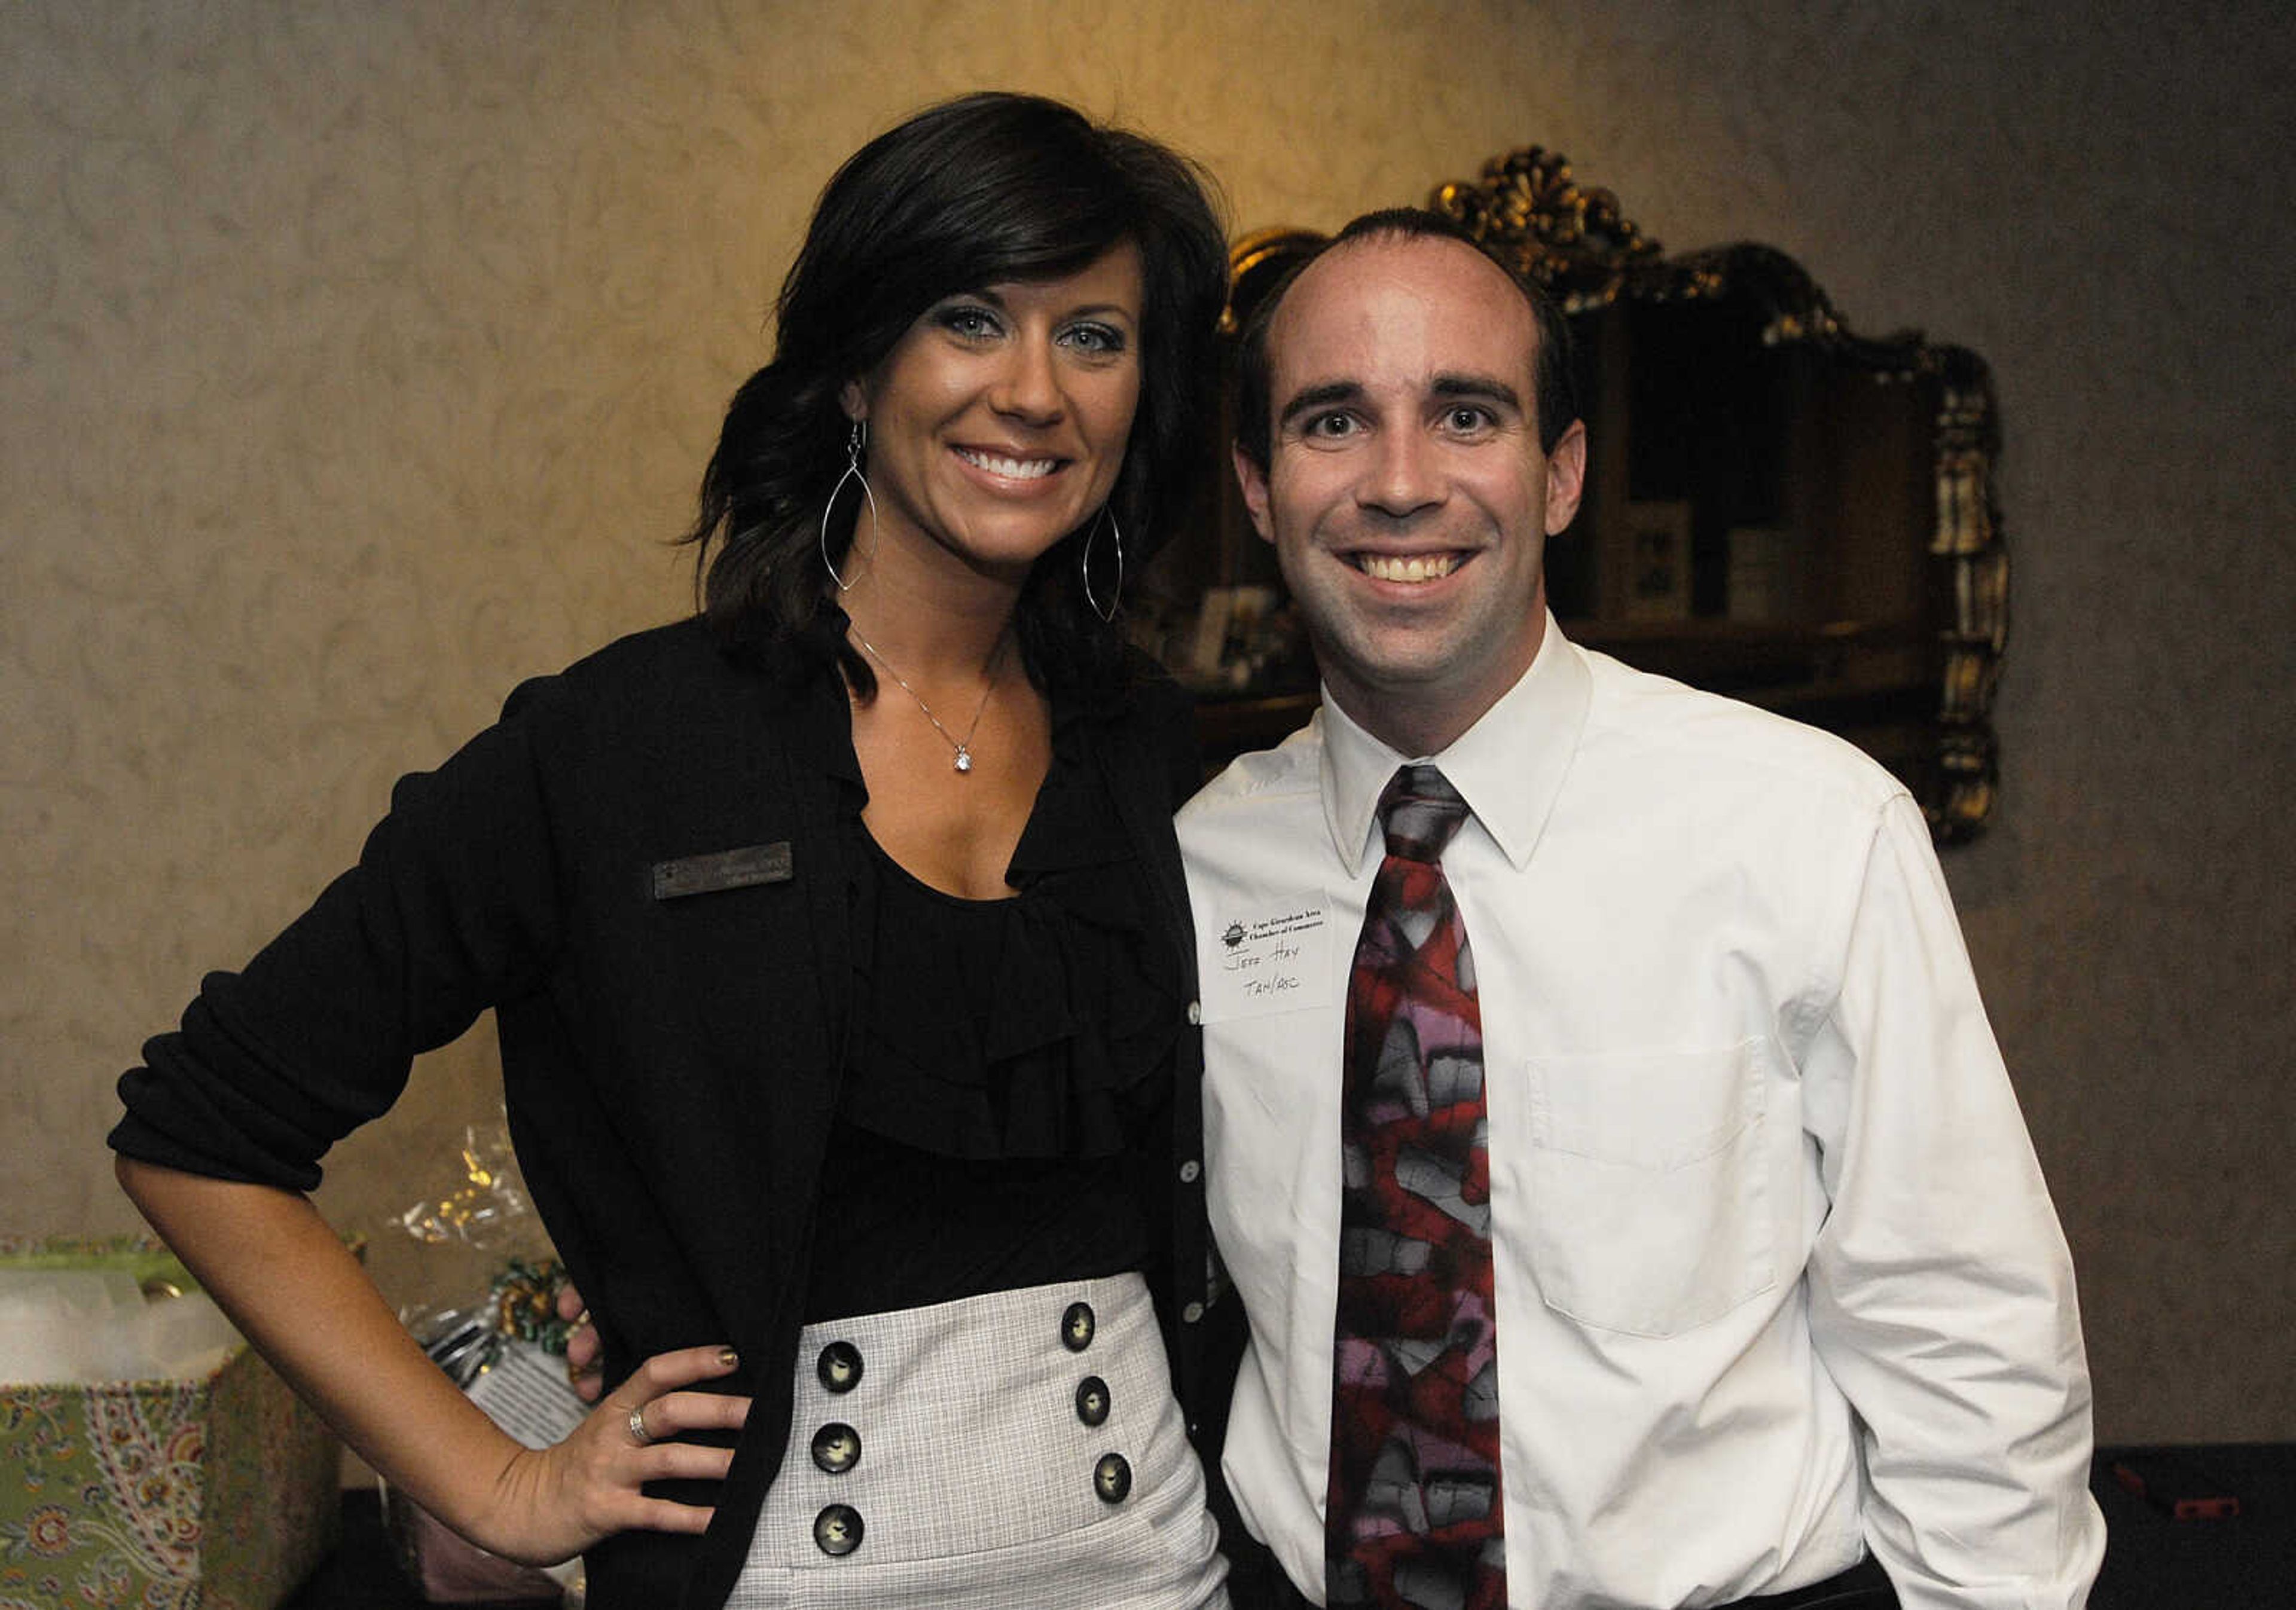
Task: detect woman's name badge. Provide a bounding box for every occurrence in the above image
[1198,897,1333,1023]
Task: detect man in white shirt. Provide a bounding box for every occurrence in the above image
[1177,210,2105,1610]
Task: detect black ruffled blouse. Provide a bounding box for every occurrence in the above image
[801,694,1185,1323]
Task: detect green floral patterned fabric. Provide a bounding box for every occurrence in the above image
[0,1237,340,1609]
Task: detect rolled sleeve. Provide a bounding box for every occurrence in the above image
[111,678,570,1190]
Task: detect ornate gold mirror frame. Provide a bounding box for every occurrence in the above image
[1190,149,2007,845]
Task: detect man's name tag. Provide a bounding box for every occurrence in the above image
[1198,896,1334,1022]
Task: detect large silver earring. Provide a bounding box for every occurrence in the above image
[820,419,876,593]
[1081,504,1123,623]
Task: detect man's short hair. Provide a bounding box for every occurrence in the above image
[1232,207,1580,471]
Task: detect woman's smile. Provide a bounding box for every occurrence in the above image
[952,446,1061,482]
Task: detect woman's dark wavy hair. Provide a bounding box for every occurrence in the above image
[683,92,1228,695]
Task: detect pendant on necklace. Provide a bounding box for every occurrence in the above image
[953,746,973,774]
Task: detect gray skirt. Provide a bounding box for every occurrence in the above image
[729,1273,1230,1610]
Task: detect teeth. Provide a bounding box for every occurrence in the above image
[1358,552,1458,582]
[956,448,1057,479]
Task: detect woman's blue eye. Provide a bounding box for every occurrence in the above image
[1062,323,1127,355]
[939,305,1000,338]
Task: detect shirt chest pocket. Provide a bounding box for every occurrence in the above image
[1513,1038,1776,1337]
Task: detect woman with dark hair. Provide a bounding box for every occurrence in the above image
[111,93,1237,1609]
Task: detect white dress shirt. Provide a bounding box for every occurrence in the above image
[1178,619,2104,1610]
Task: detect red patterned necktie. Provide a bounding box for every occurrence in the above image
[1327,764,1505,1610]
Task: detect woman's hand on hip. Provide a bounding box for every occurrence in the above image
[476,1342,750,1565]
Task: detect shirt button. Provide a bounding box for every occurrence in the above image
[1074,1376,1111,1427]
[816,1340,863,1394]
[1093,1452,1133,1504]
[1178,1159,1201,1183]
[1181,1301,1204,1324]
[813,1502,863,1557]
[810,1422,860,1475]
[1061,1302,1096,1352]
[1186,1000,1202,1026]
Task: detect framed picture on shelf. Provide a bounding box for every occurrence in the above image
[1623,500,1692,621]
[1726,525,1797,622]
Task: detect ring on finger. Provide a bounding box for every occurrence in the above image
[628,1404,652,1446]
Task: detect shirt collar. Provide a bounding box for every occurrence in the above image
[1318,612,1592,874]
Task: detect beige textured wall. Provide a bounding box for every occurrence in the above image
[5,1,2290,1443]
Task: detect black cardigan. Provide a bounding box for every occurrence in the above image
[112,616,1241,1608]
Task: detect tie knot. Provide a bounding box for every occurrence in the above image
[1376,765,1468,863]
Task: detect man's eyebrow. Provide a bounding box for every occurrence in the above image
[1276,375,1523,433]
[1431,374,1523,412]
[1275,381,1364,432]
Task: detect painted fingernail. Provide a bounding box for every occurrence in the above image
[718,1348,740,1370]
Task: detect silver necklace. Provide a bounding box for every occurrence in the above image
[848,624,1004,774]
